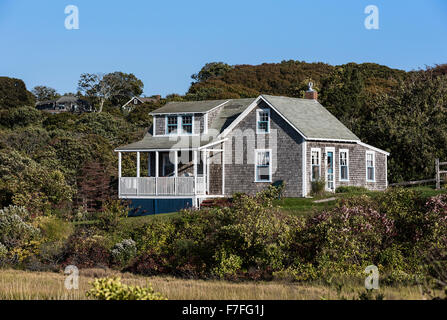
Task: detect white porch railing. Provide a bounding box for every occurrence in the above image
[119,177,206,197]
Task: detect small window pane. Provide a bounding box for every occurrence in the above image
[167,116,178,134]
[256,151,271,181]
[182,115,193,134]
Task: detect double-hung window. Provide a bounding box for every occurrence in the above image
[366,151,375,182]
[181,115,193,134]
[167,116,178,134]
[255,150,271,182]
[166,114,194,135]
[339,149,349,181]
[256,109,270,134]
[311,149,321,181]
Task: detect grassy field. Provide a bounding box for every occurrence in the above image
[274,185,447,217]
[0,269,437,300]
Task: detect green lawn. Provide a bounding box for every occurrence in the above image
[274,185,447,217]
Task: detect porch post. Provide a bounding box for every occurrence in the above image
[174,151,178,177]
[118,152,122,197]
[155,151,159,195]
[202,150,206,193]
[136,151,140,178]
[174,151,178,195]
[118,152,122,178]
[148,152,151,176]
[193,150,197,195]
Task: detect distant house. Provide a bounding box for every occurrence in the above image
[36,95,92,114]
[115,84,389,215]
[121,95,161,112]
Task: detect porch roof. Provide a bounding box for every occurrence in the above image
[114,131,221,151]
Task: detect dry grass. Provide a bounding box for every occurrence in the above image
[0,268,435,300]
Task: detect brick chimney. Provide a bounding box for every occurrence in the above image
[304,82,318,100]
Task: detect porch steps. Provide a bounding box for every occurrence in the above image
[200,198,230,208]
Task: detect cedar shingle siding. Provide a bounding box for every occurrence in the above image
[306,142,387,194]
[224,100,304,197]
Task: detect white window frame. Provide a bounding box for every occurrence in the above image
[166,115,178,135]
[254,149,272,182]
[366,150,376,182]
[325,147,336,191]
[339,149,349,181]
[165,114,195,136]
[256,109,270,134]
[181,114,193,135]
[133,98,138,105]
[311,148,321,182]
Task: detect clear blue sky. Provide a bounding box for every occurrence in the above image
[1,0,446,97]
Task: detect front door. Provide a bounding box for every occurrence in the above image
[326,150,335,191]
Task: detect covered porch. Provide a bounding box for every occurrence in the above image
[117,147,224,198]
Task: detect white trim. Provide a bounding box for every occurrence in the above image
[254,149,272,183]
[339,148,349,182]
[164,114,195,136]
[136,152,140,178]
[256,108,270,134]
[325,147,336,191]
[222,142,225,195]
[385,155,388,188]
[148,152,151,177]
[198,139,228,150]
[310,148,321,182]
[204,112,209,134]
[153,116,158,136]
[307,138,359,143]
[302,141,307,197]
[357,141,390,156]
[220,96,262,138]
[366,150,376,182]
[115,148,199,152]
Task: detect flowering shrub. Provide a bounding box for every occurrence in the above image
[62,231,110,268]
[111,239,137,267]
[86,277,167,300]
[0,205,40,250]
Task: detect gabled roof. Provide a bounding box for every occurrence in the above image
[150,99,230,114]
[260,95,360,141]
[115,95,389,155]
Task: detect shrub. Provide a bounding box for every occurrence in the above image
[111,239,137,267]
[37,216,74,243]
[97,200,128,231]
[0,206,40,250]
[62,230,110,268]
[335,186,368,193]
[311,178,325,196]
[212,249,243,279]
[86,277,167,300]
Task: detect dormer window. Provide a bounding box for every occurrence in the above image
[181,115,193,134]
[256,109,270,134]
[167,115,178,134]
[165,114,194,135]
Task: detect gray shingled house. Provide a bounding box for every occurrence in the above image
[115,86,389,214]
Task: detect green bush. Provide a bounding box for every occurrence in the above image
[335,186,368,193]
[311,178,326,196]
[212,249,243,279]
[86,277,167,300]
[0,206,40,250]
[97,200,129,231]
[111,239,137,267]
